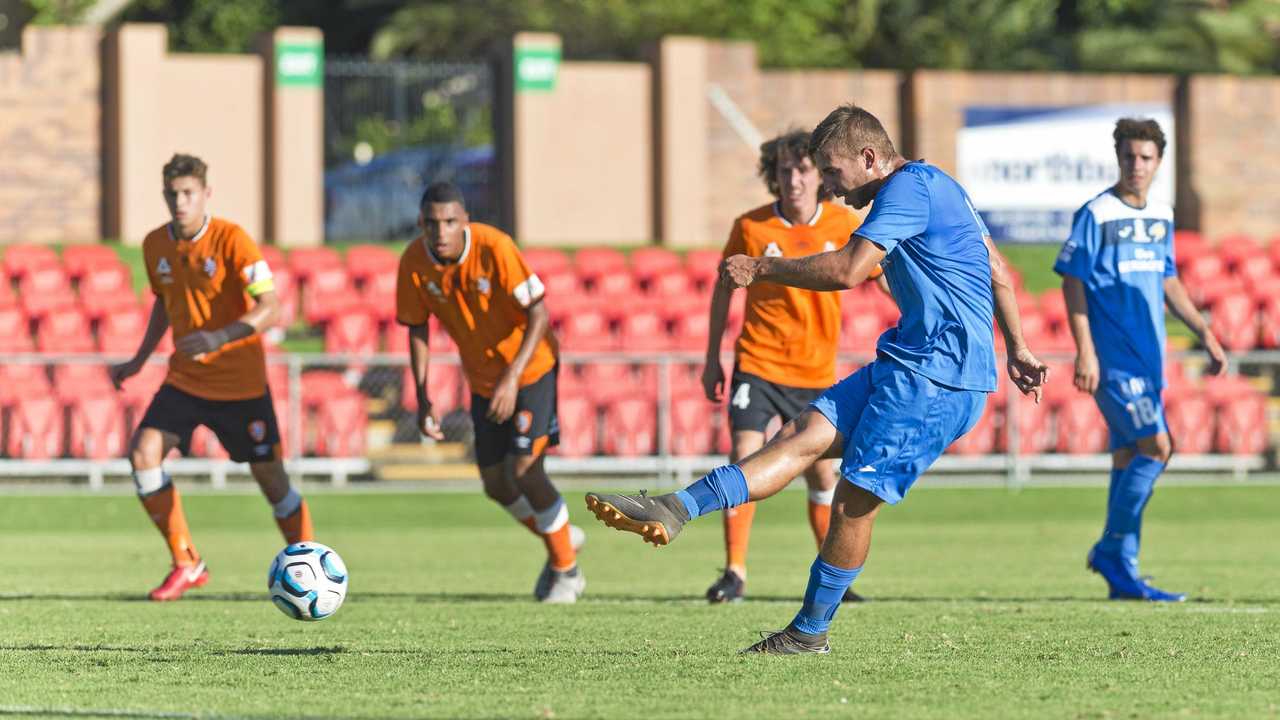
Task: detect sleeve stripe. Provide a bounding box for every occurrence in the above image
[246,278,275,297]
[512,274,545,308]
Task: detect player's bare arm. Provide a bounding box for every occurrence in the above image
[407,323,444,440]
[700,280,733,402]
[110,298,171,388]
[1164,275,1227,376]
[487,298,550,423]
[985,235,1049,402]
[174,289,280,360]
[721,236,885,292]
[1062,276,1100,394]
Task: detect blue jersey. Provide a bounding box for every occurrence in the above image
[1053,189,1175,386]
[855,162,997,393]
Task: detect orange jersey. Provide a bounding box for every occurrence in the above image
[395,223,556,398]
[143,216,275,401]
[725,201,876,388]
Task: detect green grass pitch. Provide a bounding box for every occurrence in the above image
[1,484,1278,719]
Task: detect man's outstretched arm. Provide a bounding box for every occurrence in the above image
[720,237,886,291]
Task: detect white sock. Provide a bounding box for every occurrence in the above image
[133,467,168,496]
[533,497,569,534]
[808,487,835,505]
[272,488,303,519]
[503,495,534,522]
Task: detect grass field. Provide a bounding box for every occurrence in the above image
[1,484,1278,719]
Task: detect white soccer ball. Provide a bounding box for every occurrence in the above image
[267,542,349,621]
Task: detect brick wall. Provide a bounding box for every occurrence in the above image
[0,26,101,244]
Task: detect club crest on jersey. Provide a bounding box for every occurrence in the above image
[763,242,783,258]
[203,257,217,277]
[475,276,491,295]
[248,420,267,442]
[156,257,173,284]
[426,281,444,298]
[1149,222,1167,240]
[515,410,533,434]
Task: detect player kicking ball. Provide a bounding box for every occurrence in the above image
[1055,118,1226,601]
[702,129,890,604]
[586,105,1047,654]
[109,154,313,601]
[396,182,584,603]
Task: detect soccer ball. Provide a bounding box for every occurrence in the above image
[267,542,349,621]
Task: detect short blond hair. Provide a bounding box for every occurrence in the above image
[809,104,896,160]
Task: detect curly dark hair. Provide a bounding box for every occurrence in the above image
[1113,118,1166,157]
[162,153,208,186]
[758,129,830,200]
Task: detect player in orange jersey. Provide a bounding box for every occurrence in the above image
[396,182,584,603]
[701,130,890,604]
[109,154,313,601]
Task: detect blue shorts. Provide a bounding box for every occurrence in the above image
[810,359,987,504]
[1094,373,1169,450]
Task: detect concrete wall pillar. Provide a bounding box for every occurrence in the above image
[258,27,325,248]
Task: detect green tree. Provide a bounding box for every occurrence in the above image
[22,0,95,24]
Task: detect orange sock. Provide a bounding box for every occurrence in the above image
[140,484,200,568]
[724,501,757,569]
[542,523,577,572]
[807,499,832,550]
[275,498,314,544]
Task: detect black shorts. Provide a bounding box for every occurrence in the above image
[469,368,559,468]
[139,384,282,463]
[727,371,824,433]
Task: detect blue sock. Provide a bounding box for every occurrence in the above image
[791,556,862,636]
[675,464,748,520]
[1097,456,1164,561]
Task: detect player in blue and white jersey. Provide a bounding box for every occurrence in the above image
[584,104,1048,654]
[1054,118,1226,602]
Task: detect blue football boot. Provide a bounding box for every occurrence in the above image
[1087,545,1184,601]
[1137,575,1187,603]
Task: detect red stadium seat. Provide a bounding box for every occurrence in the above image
[345,244,399,285]
[554,393,598,458]
[68,394,128,459]
[1003,394,1055,454]
[1213,393,1267,455]
[1209,293,1259,351]
[302,266,360,325]
[313,393,368,457]
[324,312,379,356]
[1233,253,1275,285]
[400,363,465,417]
[271,267,299,328]
[667,393,716,456]
[272,391,292,457]
[540,269,583,300]
[630,247,683,283]
[51,365,113,405]
[1054,394,1109,454]
[589,271,638,299]
[601,396,657,456]
[301,370,351,412]
[580,363,646,406]
[1260,296,1280,349]
[685,250,722,292]
[1163,392,1214,454]
[7,395,64,458]
[573,248,627,283]
[1247,273,1280,308]
[3,244,59,281]
[37,307,93,353]
[427,315,460,354]
[558,309,617,351]
[289,246,344,284]
[0,306,34,353]
[189,426,230,459]
[672,312,712,352]
[646,271,693,298]
[1038,288,1068,331]
[618,310,672,351]
[522,248,571,276]
[0,363,51,407]
[97,307,148,353]
[0,278,15,309]
[1217,234,1264,267]
[78,265,138,322]
[62,245,121,281]
[385,323,409,354]
[840,310,885,352]
[19,265,77,320]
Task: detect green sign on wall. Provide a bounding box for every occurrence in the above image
[276,41,324,87]
[515,46,560,92]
